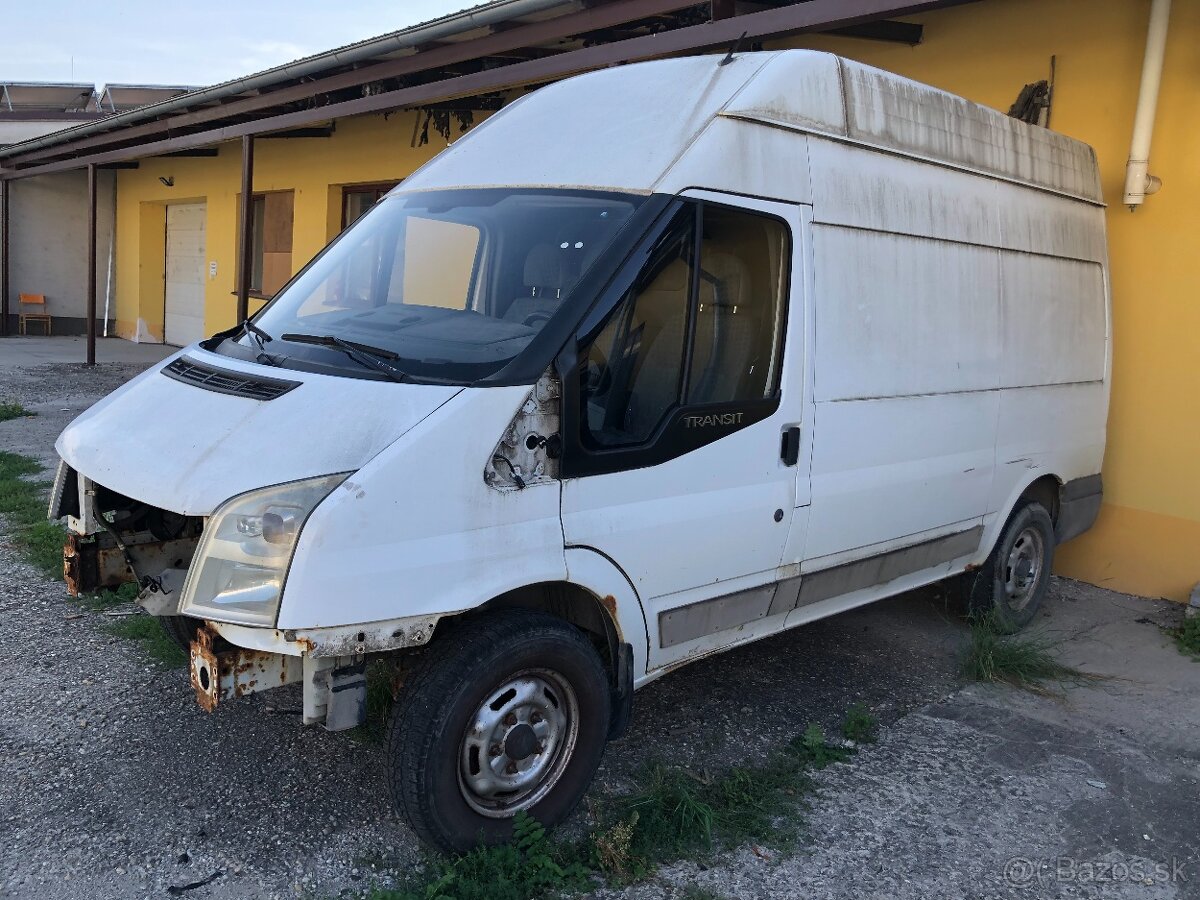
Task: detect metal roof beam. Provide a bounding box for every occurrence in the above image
[0,0,701,169]
[826,19,924,44]
[1,0,978,180]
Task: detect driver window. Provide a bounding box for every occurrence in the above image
[580,207,695,447]
[577,201,789,453]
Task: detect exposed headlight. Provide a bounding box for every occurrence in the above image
[179,473,349,626]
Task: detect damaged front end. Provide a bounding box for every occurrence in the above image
[52,461,201,604]
[51,461,438,731]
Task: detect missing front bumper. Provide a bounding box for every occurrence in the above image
[189,625,302,713]
[188,625,366,731]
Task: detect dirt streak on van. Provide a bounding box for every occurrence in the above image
[50,50,1108,851]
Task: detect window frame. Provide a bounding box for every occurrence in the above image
[237,189,294,300]
[558,197,793,478]
[341,182,400,231]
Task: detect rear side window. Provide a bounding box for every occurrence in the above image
[579,201,789,450]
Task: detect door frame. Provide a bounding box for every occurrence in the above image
[557,189,813,674]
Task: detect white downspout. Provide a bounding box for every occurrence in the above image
[1123,0,1171,209]
[102,176,115,337]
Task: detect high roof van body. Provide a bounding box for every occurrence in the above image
[52,51,1109,849]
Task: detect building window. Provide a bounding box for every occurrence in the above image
[243,190,294,298]
[342,182,399,230]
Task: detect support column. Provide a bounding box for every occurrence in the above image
[86,164,97,365]
[236,134,255,324]
[0,179,9,338]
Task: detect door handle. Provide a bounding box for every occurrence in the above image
[780,426,801,466]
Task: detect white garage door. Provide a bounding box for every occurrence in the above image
[164,203,207,346]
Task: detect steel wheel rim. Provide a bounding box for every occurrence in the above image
[458,668,579,818]
[1003,525,1045,612]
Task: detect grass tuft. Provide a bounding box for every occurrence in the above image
[841,703,878,744]
[1,450,183,666]
[363,715,865,899]
[0,402,36,423]
[352,659,401,743]
[1174,615,1200,660]
[104,612,187,666]
[0,450,64,579]
[962,613,1084,692]
[370,811,591,900]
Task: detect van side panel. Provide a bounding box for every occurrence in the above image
[804,224,1000,562]
[986,196,1110,551]
[804,135,1108,574]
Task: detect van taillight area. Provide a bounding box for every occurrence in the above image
[53,462,202,598]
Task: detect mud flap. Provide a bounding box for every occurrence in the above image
[608,642,634,740]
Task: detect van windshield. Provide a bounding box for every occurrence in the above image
[239,188,643,383]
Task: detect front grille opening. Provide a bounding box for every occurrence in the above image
[163,356,301,401]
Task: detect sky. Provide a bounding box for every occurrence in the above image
[3,1,481,89]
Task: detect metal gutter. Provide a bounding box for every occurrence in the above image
[0,0,571,160]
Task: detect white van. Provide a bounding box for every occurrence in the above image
[52,51,1109,850]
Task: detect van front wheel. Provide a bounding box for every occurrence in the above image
[970,501,1055,633]
[385,610,612,852]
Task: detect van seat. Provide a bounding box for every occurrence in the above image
[504,244,577,326]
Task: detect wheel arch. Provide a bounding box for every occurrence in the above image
[433,548,649,695]
[443,560,646,739]
[979,472,1065,563]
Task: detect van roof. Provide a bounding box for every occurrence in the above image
[403,50,1103,205]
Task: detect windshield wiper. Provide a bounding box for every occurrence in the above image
[280,332,409,383]
[244,319,273,346]
[240,320,286,366]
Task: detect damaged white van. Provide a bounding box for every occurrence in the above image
[51,51,1109,850]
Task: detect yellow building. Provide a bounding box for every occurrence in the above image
[1,0,1195,603]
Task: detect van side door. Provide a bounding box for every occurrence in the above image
[557,193,806,672]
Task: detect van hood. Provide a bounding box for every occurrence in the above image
[56,347,463,516]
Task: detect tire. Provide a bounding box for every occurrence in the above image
[159,614,204,652]
[386,609,612,852]
[969,501,1055,634]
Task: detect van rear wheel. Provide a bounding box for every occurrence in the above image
[970,501,1055,633]
[385,609,612,852]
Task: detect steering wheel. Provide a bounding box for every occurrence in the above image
[523,311,555,328]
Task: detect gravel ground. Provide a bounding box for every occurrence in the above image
[1,354,1197,899]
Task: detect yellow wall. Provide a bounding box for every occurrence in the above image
[113,0,1198,601]
[114,111,447,342]
[777,0,1200,601]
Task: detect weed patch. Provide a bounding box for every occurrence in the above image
[104,612,187,666]
[1174,616,1200,660]
[370,812,591,900]
[962,613,1085,692]
[352,659,401,743]
[364,716,863,899]
[0,402,36,423]
[0,450,183,665]
[0,451,64,578]
[841,703,878,743]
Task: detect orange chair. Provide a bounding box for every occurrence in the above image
[18,293,51,335]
